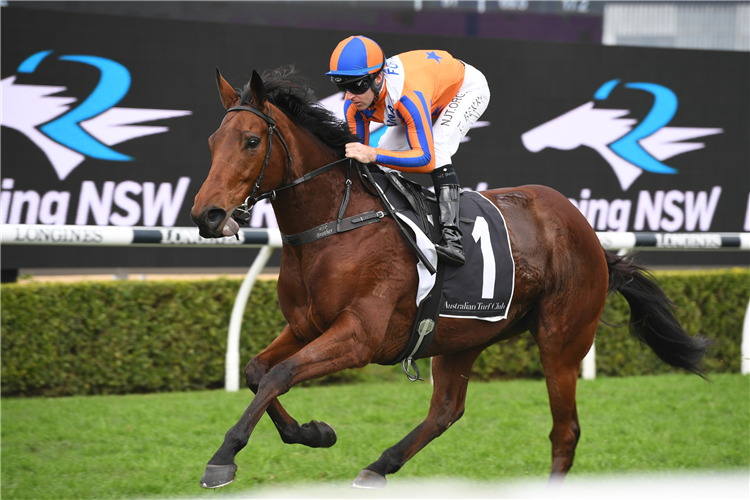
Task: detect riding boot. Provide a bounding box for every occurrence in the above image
[431,165,465,267]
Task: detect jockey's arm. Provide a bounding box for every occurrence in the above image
[371,93,436,173]
[342,92,436,173]
[343,99,377,163]
[344,100,370,144]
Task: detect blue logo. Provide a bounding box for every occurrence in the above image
[522,79,723,191]
[595,79,679,175]
[1,51,192,180]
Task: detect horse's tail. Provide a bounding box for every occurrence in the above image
[605,251,710,379]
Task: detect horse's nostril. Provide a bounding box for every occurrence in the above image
[190,210,203,226]
[206,208,226,226]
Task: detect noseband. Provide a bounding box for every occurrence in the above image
[226,104,349,223]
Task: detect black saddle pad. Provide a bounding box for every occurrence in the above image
[373,171,515,321]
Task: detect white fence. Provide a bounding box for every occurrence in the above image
[3,224,749,388]
[4,224,748,251]
[1,224,283,248]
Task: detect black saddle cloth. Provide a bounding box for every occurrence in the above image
[371,170,515,321]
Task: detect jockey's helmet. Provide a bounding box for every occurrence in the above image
[327,35,385,95]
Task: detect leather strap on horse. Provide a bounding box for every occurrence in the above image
[358,164,438,275]
[387,196,447,381]
[280,163,440,281]
[226,105,293,207]
[280,160,387,245]
[282,211,385,245]
[397,265,446,382]
[225,104,436,275]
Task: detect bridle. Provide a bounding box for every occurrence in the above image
[222,103,434,280]
[225,104,351,223]
[225,105,289,220]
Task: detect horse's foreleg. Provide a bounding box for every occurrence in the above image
[245,326,337,448]
[200,312,375,488]
[352,347,484,489]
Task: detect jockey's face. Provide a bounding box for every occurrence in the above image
[346,88,375,111]
[345,74,382,111]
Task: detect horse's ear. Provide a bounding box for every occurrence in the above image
[216,68,239,110]
[250,70,267,109]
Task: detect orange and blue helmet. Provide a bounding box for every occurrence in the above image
[327,35,385,78]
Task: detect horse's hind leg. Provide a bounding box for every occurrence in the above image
[352,346,485,489]
[533,312,598,480]
[244,325,337,448]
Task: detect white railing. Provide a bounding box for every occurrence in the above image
[0,224,283,248]
[3,224,749,387]
[4,224,748,251]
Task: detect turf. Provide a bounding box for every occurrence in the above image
[2,373,747,499]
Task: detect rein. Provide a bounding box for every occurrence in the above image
[226,104,375,231]
[225,104,436,275]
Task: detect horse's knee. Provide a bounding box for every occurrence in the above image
[257,361,295,396]
[244,357,268,392]
[570,420,581,443]
[434,402,465,433]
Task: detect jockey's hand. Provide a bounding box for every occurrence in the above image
[345,142,377,164]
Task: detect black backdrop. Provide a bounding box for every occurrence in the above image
[2,8,748,268]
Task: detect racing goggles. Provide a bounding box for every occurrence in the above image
[331,74,374,95]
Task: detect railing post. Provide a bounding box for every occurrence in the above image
[225,245,274,392]
[742,298,750,375]
[582,340,596,380]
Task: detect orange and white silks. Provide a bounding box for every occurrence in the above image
[344,50,487,174]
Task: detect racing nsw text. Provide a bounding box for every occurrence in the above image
[1,177,190,227]
[568,187,723,232]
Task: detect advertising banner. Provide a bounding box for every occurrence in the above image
[2,8,748,268]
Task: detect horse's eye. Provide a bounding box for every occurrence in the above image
[246,137,261,150]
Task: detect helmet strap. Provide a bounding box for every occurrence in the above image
[371,71,384,96]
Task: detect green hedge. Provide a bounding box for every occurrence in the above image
[1,279,285,397]
[472,268,750,380]
[2,269,748,396]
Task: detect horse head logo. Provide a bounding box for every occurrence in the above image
[1,51,192,180]
[521,79,723,191]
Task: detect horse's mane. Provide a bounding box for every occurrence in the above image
[239,66,356,155]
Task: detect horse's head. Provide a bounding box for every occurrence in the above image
[191,69,288,238]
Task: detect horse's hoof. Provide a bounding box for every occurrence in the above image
[200,463,237,489]
[312,420,337,448]
[300,420,337,448]
[351,469,387,489]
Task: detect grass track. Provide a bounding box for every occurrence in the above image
[2,373,748,499]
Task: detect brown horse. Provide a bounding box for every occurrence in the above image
[191,68,709,489]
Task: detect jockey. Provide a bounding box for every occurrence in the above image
[327,35,490,267]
